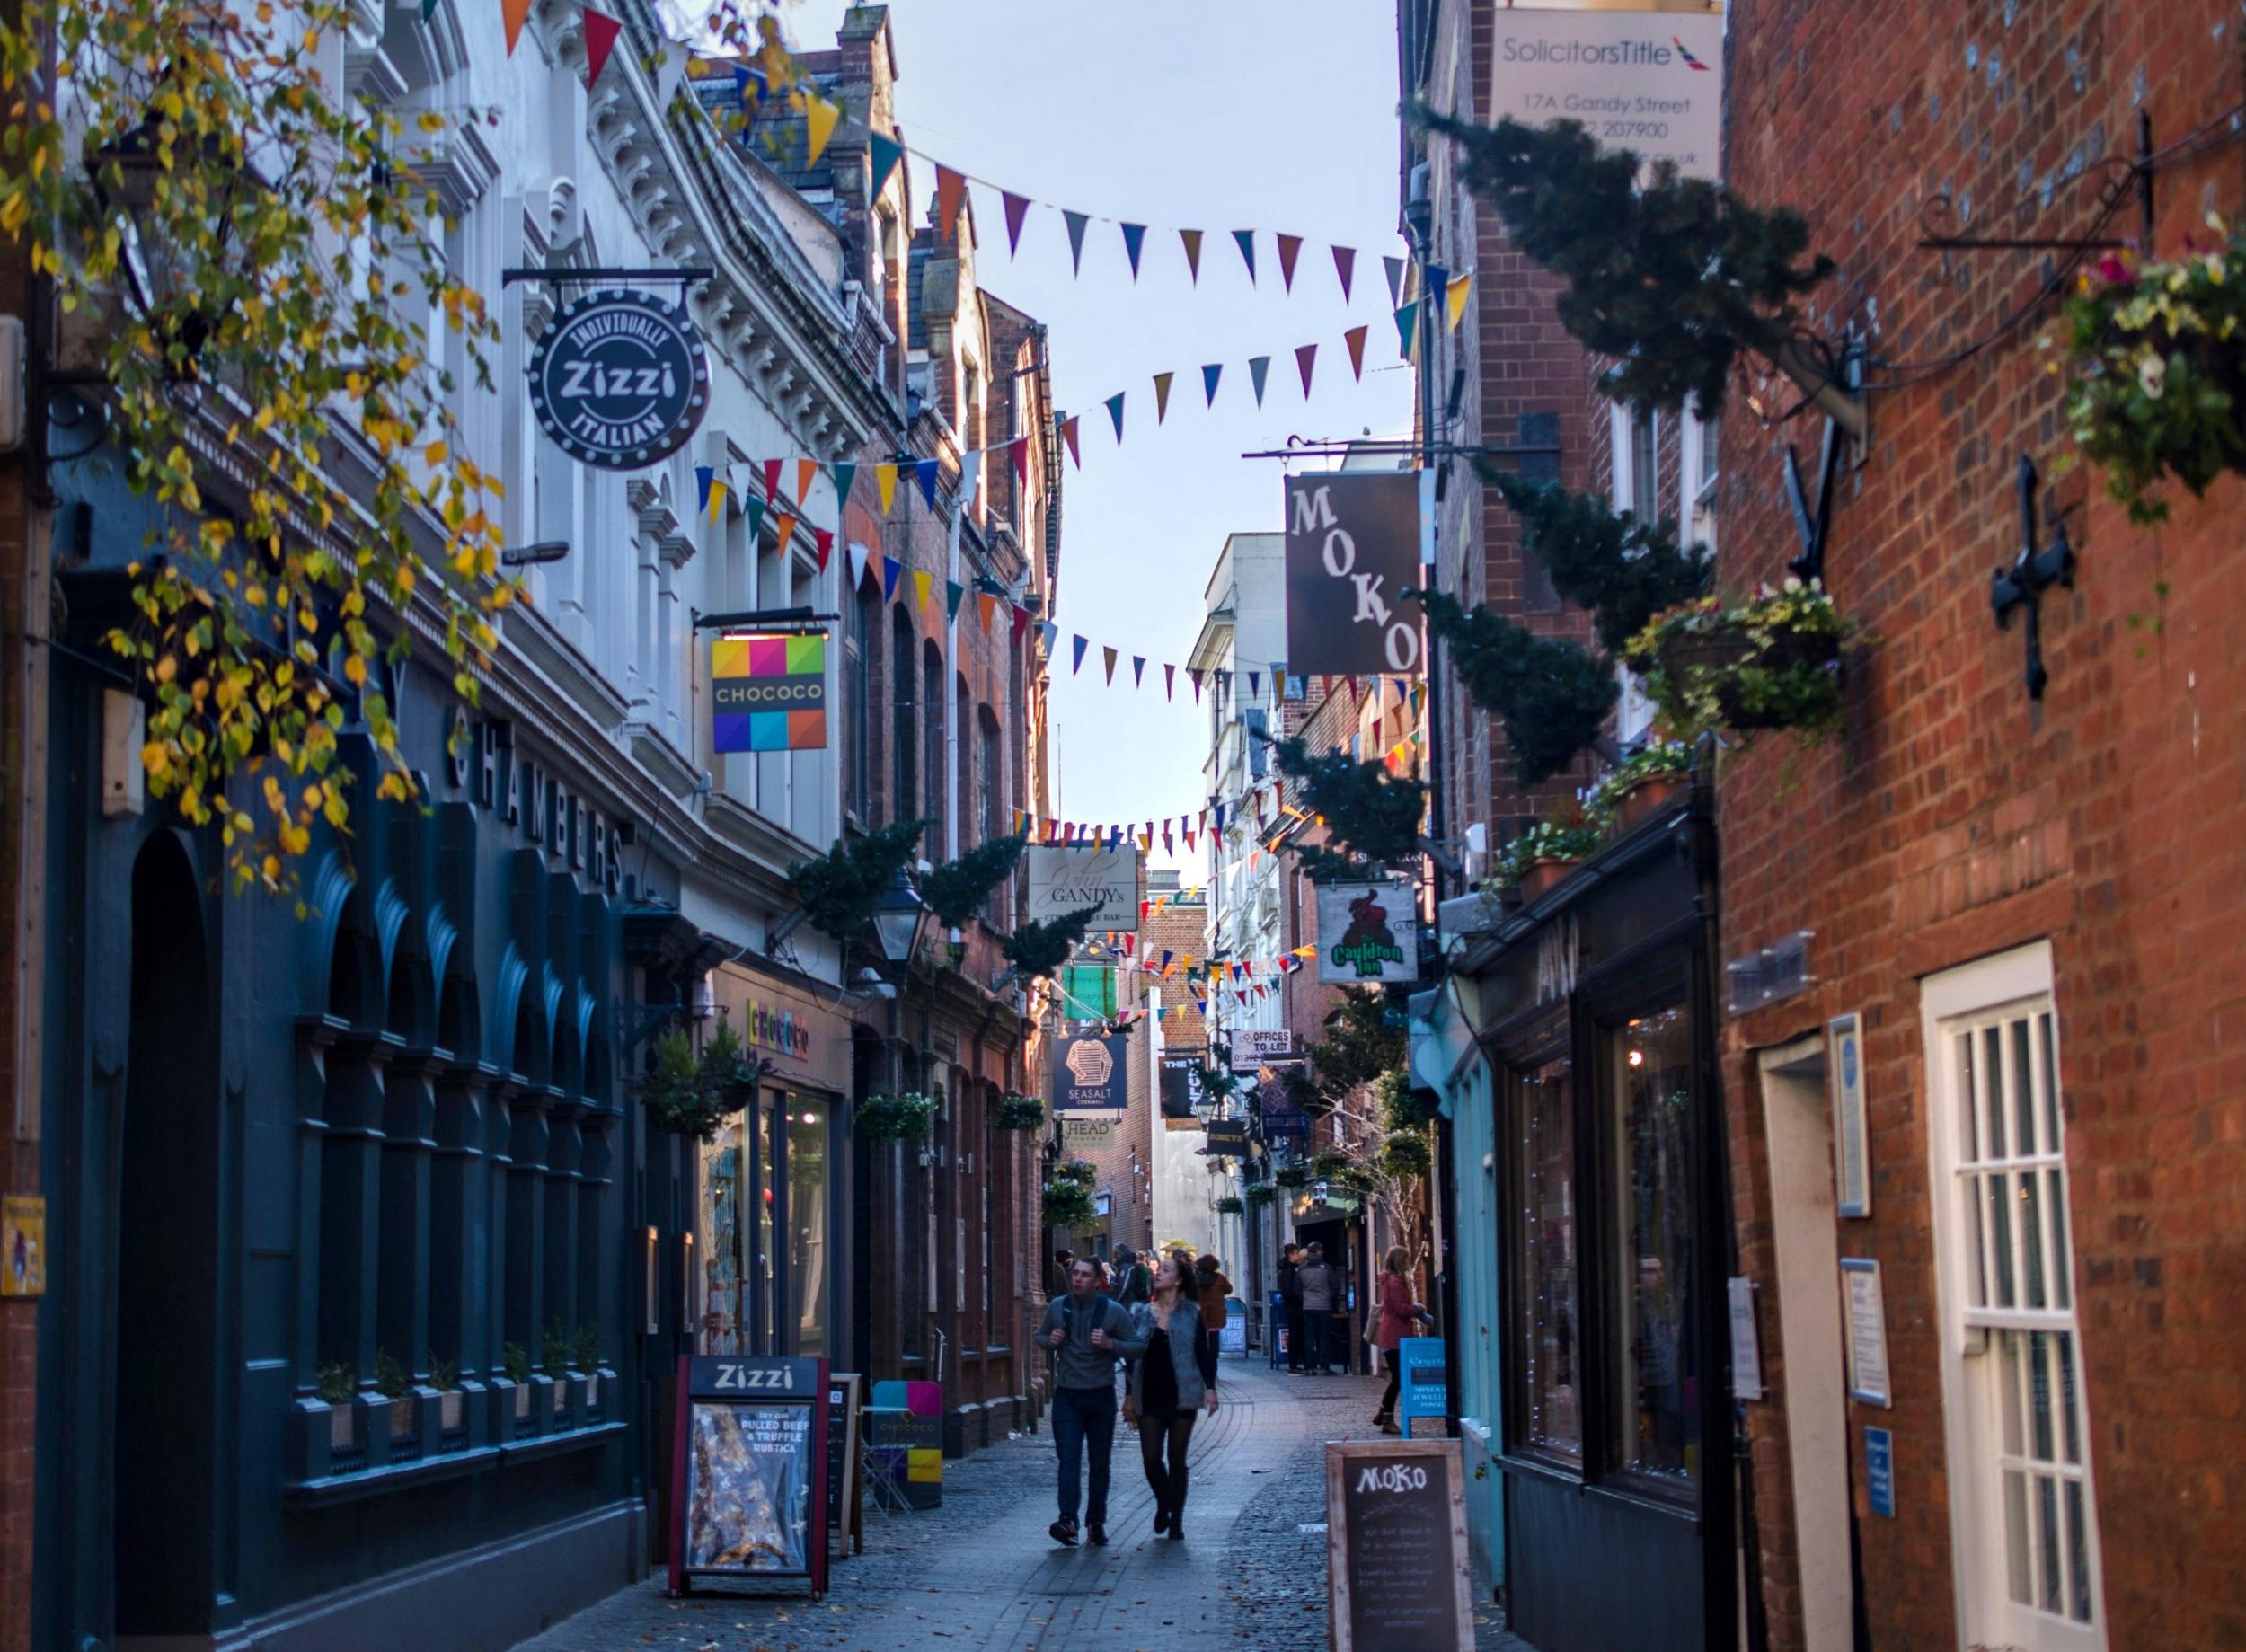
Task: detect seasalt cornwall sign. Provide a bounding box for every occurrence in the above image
[528,289,711,470]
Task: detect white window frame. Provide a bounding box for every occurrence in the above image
[1608,402,1658,746]
[1922,941,2106,1652]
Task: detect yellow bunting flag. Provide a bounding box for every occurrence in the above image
[803,93,841,168]
[1446,273,1472,331]
[707,480,727,523]
[913,569,933,613]
[876,463,898,513]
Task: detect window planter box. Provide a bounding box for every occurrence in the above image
[1613,774,1685,835]
[1655,622,1841,731]
[439,1388,465,1436]
[1516,858,1583,903]
[528,1374,557,1436]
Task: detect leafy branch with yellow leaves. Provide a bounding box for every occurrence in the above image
[0,0,512,900]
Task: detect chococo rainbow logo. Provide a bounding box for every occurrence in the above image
[1673,36,1713,71]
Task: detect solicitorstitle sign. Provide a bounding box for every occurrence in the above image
[1025,844,1142,934]
[712,634,827,752]
[1316,882,1419,985]
[1051,1033,1128,1112]
[1283,472,1423,678]
[1485,7,1727,181]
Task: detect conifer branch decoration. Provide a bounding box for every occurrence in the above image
[1489,473,1712,654]
[1002,902,1106,981]
[919,833,1029,928]
[1413,110,1833,412]
[786,819,927,942]
[1414,591,1617,786]
[1270,737,1426,876]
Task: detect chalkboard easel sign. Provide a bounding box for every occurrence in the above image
[1324,1439,1472,1652]
[826,1372,864,1559]
[668,1355,829,1600]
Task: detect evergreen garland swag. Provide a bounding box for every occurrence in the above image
[1413,109,1833,413]
[1269,736,1427,875]
[1412,591,1616,786]
[1488,473,1712,654]
[919,833,1029,929]
[1003,902,1106,979]
[787,819,927,943]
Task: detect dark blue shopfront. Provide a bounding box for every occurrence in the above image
[31,581,706,1648]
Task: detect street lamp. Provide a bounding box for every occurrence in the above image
[869,865,933,967]
[87,111,257,378]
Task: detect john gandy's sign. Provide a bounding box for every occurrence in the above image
[528,289,711,469]
[1025,844,1141,934]
[1488,9,1725,181]
[1284,473,1423,677]
[1316,882,1419,985]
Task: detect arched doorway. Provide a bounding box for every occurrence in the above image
[113,832,218,1636]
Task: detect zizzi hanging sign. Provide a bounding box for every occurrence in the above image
[528,289,711,470]
[1284,472,1423,676]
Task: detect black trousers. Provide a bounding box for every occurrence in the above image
[1376,1347,1402,1418]
[1138,1409,1198,1519]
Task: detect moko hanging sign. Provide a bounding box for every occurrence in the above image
[1284,472,1423,676]
[528,289,710,469]
[712,634,827,752]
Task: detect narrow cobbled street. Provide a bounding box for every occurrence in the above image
[515,1364,1525,1652]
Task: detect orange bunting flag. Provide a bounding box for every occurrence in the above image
[1059,417,1081,469]
[503,0,532,54]
[935,166,968,237]
[977,592,997,634]
[1344,323,1369,381]
[773,514,796,558]
[795,458,818,504]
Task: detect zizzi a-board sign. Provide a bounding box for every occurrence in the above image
[529,289,711,470]
[668,1355,829,1598]
[1325,1440,1473,1652]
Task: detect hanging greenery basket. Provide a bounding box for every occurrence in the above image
[1216,1195,1244,1215]
[701,1015,756,1107]
[994,1094,1046,1131]
[2058,227,2246,524]
[1273,1166,1307,1190]
[1489,815,1606,895]
[1042,1179,1096,1229]
[856,1091,939,1143]
[643,1027,733,1142]
[1629,582,1848,738]
[1243,1182,1278,1209]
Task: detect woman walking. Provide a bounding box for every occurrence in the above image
[1372,1247,1430,1435]
[1124,1252,1218,1536]
[1193,1252,1232,1383]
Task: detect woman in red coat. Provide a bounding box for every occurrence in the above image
[1373,1247,1429,1434]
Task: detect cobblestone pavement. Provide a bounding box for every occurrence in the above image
[512,1360,1528,1652]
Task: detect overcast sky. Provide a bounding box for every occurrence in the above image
[784,0,1417,880]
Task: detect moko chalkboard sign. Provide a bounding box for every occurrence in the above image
[667,1355,829,1599]
[1325,1440,1472,1652]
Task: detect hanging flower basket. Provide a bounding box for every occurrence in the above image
[1629,582,1849,738]
[1243,1182,1278,1208]
[641,1027,732,1142]
[856,1091,939,1143]
[1273,1166,1307,1190]
[2057,225,2246,524]
[1216,1195,1244,1215]
[1041,1179,1096,1229]
[994,1094,1046,1132]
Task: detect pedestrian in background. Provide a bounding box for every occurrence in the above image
[1278,1243,1304,1373]
[1122,1252,1216,1538]
[1110,1245,1150,1307]
[1052,1249,1074,1295]
[1373,1247,1431,1434]
[1038,1256,1146,1547]
[1295,1242,1338,1374]
[1193,1252,1232,1382]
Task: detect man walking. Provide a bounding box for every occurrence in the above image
[1039,1256,1146,1547]
[1109,1245,1150,1307]
[1296,1242,1338,1374]
[1278,1243,1304,1373]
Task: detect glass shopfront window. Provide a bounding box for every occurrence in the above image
[1608,1004,1698,1489]
[1508,1052,1580,1460]
[788,1100,829,1356]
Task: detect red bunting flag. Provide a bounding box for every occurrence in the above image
[1345,323,1369,381]
[934,166,968,237]
[1010,436,1029,482]
[1276,233,1303,291]
[1012,604,1030,642]
[580,5,622,84]
[761,458,783,502]
[1332,244,1357,301]
[795,458,817,504]
[1059,417,1081,468]
[1003,191,1030,254]
[813,527,833,573]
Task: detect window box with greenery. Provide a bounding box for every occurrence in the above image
[574,1325,605,1416]
[1592,740,1695,835]
[429,1354,466,1440]
[373,1348,422,1455]
[1216,1195,1244,1215]
[995,1094,1046,1132]
[856,1091,939,1144]
[2058,227,2246,524]
[316,1362,358,1457]
[491,1340,538,1439]
[1628,580,1848,738]
[1490,811,1608,902]
[544,1322,581,1425]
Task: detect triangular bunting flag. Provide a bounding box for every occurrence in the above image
[707,480,729,523]
[1447,272,1472,331]
[794,457,817,505]
[1201,363,1222,407]
[1121,222,1145,279]
[1102,646,1119,684]
[829,461,856,508]
[915,458,940,508]
[1295,342,1317,397]
[1394,299,1419,359]
[1383,253,1406,305]
[1131,656,1145,687]
[876,463,898,513]
[694,464,714,516]
[1104,392,1125,441]
[1180,228,1203,283]
[977,592,997,634]
[1189,667,1204,700]
[1039,621,1057,653]
[1154,372,1173,425]
[1232,229,1257,282]
[773,514,796,558]
[1249,356,1270,407]
[1064,209,1090,275]
[869,132,904,195]
[1059,417,1081,468]
[1009,436,1029,483]
[742,495,764,540]
[1163,663,1175,700]
[1276,233,1303,291]
[803,93,841,168]
[934,165,967,236]
[1003,191,1030,254]
[1345,323,1369,381]
[813,528,833,573]
[762,458,783,502]
[581,6,622,85]
[1248,671,1260,698]
[848,540,869,591]
[945,579,965,623]
[502,0,532,55]
[1072,635,1089,675]
[1012,605,1030,643]
[1332,244,1357,301]
[913,569,934,613]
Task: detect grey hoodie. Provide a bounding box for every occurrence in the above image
[1038,1292,1147,1391]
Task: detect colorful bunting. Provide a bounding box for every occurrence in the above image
[1059,417,1081,469]
[1003,191,1030,254]
[694,464,714,516]
[801,92,841,168]
[1295,342,1317,397]
[1163,663,1175,699]
[762,458,783,502]
[934,165,967,236]
[869,132,904,195]
[743,495,765,540]
[1064,209,1090,275]
[1394,299,1419,360]
[502,0,532,56]
[1102,646,1119,684]
[1276,233,1302,291]
[1232,229,1257,282]
[794,457,818,505]
[1131,656,1145,687]
[915,458,940,508]
[876,463,898,514]
[829,460,856,507]
[1202,363,1223,407]
[1121,223,1146,279]
[1383,254,1405,305]
[1332,244,1357,301]
[773,514,795,558]
[1104,393,1126,440]
[581,5,622,85]
[1180,229,1203,284]
[946,579,966,623]
[1009,436,1029,483]
[1072,635,1089,675]
[1345,323,1368,381]
[912,569,933,613]
[977,592,998,634]
[1447,272,1472,331]
[1154,372,1173,425]
[1249,355,1270,407]
[848,540,869,590]
[812,527,833,574]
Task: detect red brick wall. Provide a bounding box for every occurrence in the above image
[1717,4,2246,1646]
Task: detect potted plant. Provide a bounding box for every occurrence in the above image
[430,1352,464,1436]
[2057,224,2246,523]
[701,1013,756,1109]
[856,1091,939,1144]
[1273,1166,1307,1190]
[574,1324,602,1412]
[1628,580,1848,737]
[543,1321,578,1424]
[316,1361,358,1453]
[994,1094,1046,1132]
[1040,1175,1095,1229]
[373,1347,417,1448]
[1492,809,1607,902]
[1594,740,1694,835]
[500,1339,533,1426]
[1243,1182,1277,1209]
[643,1025,731,1142]
[1215,1195,1244,1215]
